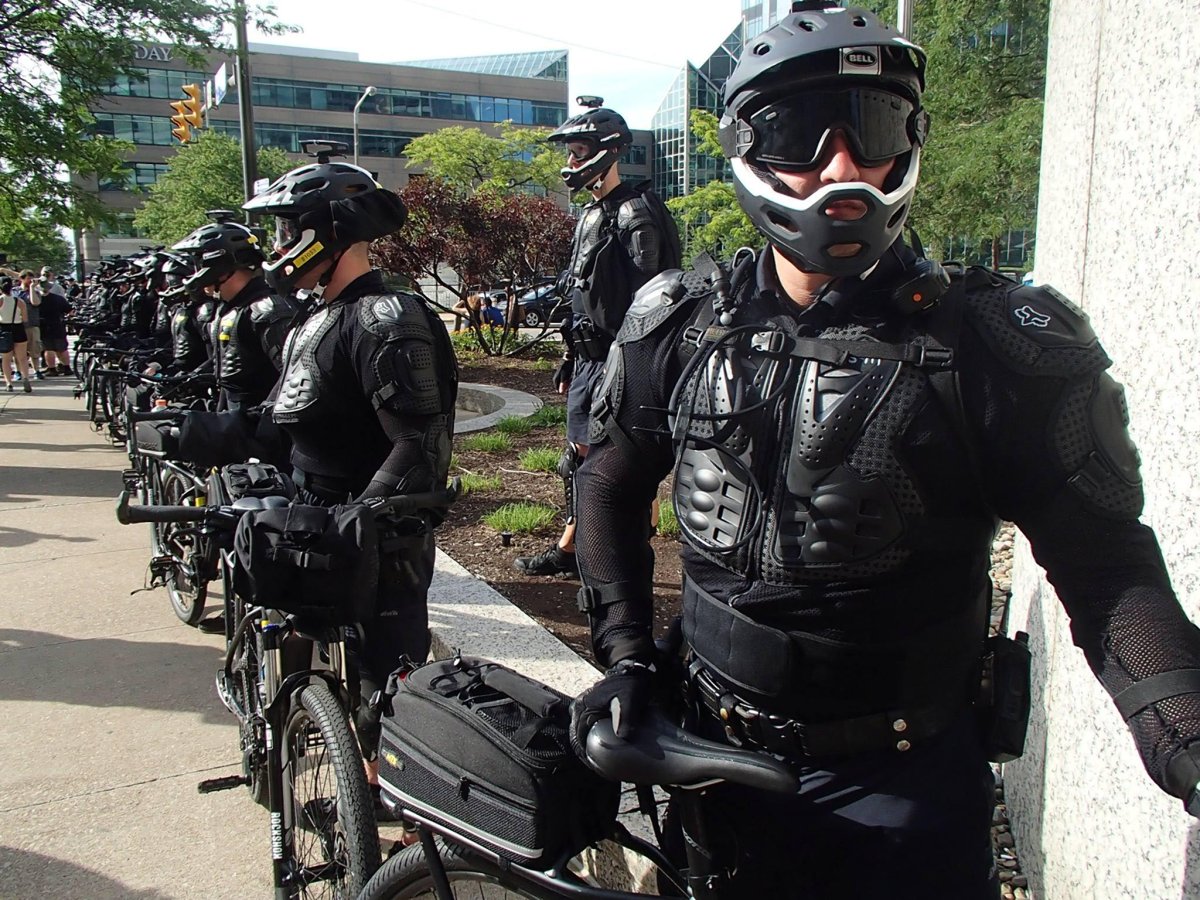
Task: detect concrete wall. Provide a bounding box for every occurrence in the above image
[1004,2,1200,897]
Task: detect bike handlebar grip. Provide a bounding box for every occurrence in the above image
[128,408,186,423]
[115,493,208,525]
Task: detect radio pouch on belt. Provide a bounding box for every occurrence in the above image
[978,631,1032,763]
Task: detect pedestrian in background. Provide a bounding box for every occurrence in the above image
[16,271,44,379]
[0,277,33,393]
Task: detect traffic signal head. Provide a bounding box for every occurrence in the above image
[180,84,204,126]
[170,100,191,143]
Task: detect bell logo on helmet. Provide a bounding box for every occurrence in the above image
[840,47,881,75]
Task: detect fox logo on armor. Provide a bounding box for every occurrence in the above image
[1013,305,1052,328]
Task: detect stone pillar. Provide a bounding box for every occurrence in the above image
[1005,2,1200,897]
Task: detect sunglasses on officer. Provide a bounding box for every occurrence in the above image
[747,87,927,171]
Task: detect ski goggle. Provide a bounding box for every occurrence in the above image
[274,216,303,248]
[745,88,925,171]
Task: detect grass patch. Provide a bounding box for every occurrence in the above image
[656,499,680,538]
[459,432,512,452]
[458,473,503,495]
[483,502,558,533]
[495,415,533,436]
[529,403,568,428]
[531,357,554,372]
[519,446,561,473]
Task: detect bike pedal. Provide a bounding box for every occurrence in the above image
[198,775,251,793]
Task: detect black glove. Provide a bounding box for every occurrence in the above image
[1166,743,1200,817]
[552,354,573,391]
[569,659,655,764]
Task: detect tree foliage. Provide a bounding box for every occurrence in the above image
[906,0,1050,264]
[0,0,289,229]
[667,110,763,259]
[0,214,73,272]
[372,177,574,355]
[133,130,291,243]
[402,123,565,197]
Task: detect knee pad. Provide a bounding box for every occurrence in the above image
[557,443,581,524]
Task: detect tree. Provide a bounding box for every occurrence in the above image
[0,0,288,229]
[402,123,565,197]
[0,214,72,271]
[905,0,1050,267]
[667,110,762,259]
[372,177,573,355]
[133,130,291,243]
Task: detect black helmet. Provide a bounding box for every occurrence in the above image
[171,221,266,290]
[546,107,632,192]
[157,252,196,300]
[242,155,405,295]
[719,3,929,276]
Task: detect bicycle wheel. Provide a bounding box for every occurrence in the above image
[358,841,552,900]
[283,680,379,898]
[157,467,207,625]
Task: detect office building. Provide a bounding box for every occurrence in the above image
[79,43,660,264]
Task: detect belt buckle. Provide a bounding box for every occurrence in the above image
[759,711,807,757]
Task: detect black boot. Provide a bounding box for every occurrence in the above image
[513,545,578,577]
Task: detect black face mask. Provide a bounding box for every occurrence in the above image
[747,87,926,170]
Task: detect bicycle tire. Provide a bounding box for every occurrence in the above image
[282,680,380,898]
[158,467,207,625]
[357,841,553,900]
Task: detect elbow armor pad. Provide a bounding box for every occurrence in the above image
[360,293,457,417]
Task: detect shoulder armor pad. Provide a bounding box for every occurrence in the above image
[616,194,655,232]
[615,269,705,344]
[359,292,436,342]
[963,276,1109,378]
[249,295,295,324]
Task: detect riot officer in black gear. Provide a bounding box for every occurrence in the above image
[172,219,296,411]
[513,100,680,577]
[145,253,210,377]
[243,144,457,779]
[568,5,1200,898]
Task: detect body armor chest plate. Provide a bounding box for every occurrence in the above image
[272,304,341,423]
[570,204,608,282]
[671,324,932,585]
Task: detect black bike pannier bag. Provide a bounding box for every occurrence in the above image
[219,462,294,503]
[232,503,378,623]
[377,655,619,866]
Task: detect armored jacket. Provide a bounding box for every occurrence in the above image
[169,300,209,373]
[566,179,681,338]
[576,243,1200,795]
[272,270,457,501]
[213,276,296,409]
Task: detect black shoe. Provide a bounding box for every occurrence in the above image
[513,545,578,577]
[196,614,226,634]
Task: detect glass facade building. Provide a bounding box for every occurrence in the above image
[397,50,568,82]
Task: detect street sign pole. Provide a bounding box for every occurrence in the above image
[897,0,914,38]
[233,0,257,221]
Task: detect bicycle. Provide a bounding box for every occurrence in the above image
[357,704,799,900]
[116,485,456,899]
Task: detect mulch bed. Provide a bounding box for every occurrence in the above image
[443,351,682,663]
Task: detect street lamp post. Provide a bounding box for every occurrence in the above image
[353,85,377,167]
[897,0,914,38]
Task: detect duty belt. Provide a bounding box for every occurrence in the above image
[689,660,964,759]
[569,319,613,362]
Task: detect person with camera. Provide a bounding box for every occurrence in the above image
[567,5,1200,897]
[513,99,681,578]
[171,217,296,411]
[242,147,457,794]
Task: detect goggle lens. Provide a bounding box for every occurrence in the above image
[749,88,917,171]
[275,216,302,248]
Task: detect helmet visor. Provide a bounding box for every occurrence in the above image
[748,88,918,171]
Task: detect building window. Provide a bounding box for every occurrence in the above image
[99,162,170,192]
[211,119,417,158]
[101,67,211,100]
[91,113,176,145]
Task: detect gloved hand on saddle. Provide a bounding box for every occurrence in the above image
[569,657,661,768]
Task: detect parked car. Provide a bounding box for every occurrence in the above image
[517,281,569,329]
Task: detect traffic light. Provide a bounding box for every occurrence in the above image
[169,83,205,144]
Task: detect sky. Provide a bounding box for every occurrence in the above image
[248,0,745,128]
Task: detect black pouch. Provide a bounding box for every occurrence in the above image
[377,655,620,866]
[219,462,294,503]
[978,632,1032,763]
[232,503,379,623]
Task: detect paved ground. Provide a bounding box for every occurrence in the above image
[0,374,597,900]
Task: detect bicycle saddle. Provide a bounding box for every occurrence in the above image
[585,710,798,793]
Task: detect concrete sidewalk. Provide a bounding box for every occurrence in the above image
[0,376,598,899]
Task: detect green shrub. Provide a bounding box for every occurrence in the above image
[529,403,568,428]
[656,499,680,538]
[483,502,558,533]
[449,329,485,360]
[519,446,561,473]
[459,432,512,452]
[495,415,533,436]
[459,473,503,495]
[531,357,554,372]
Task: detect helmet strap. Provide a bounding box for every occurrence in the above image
[307,249,345,304]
